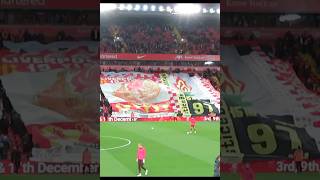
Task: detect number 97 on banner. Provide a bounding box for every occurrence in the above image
[188,100,216,116]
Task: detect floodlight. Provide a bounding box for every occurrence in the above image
[134,4,141,11]
[159,5,164,12]
[119,4,125,10]
[126,4,133,11]
[209,8,215,13]
[143,4,148,11]
[100,3,117,12]
[205,61,213,65]
[202,8,208,13]
[151,5,156,11]
[174,4,201,14]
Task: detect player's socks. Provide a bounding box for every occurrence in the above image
[145,169,148,175]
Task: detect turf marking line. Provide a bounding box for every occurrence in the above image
[100,136,132,151]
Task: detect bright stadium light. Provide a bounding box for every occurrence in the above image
[205,61,213,65]
[174,4,201,14]
[209,8,215,13]
[279,14,301,22]
[143,4,148,11]
[100,3,117,12]
[166,6,173,13]
[202,8,208,13]
[151,5,156,11]
[216,8,220,14]
[159,5,164,12]
[134,4,141,11]
[126,4,133,11]
[119,4,125,10]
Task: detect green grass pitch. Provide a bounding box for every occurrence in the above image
[100,121,220,177]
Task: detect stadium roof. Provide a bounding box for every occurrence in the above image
[101,3,220,15]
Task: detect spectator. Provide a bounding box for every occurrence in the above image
[0,134,4,160]
[11,145,21,174]
[91,27,100,41]
[82,148,92,174]
[0,134,10,159]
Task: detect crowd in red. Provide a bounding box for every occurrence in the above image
[101,15,219,55]
[0,10,98,25]
[0,27,99,46]
[0,112,33,174]
[0,10,99,49]
[275,31,320,95]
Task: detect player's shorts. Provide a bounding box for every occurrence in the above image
[138,159,144,165]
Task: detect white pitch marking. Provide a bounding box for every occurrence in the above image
[100,136,131,151]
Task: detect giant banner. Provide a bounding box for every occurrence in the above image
[0,41,99,174]
[221,97,320,162]
[100,72,219,121]
[221,45,320,172]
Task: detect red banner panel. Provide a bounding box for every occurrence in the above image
[100,53,220,61]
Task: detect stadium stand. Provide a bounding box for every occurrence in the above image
[221,1,320,175]
[0,10,99,46]
[100,3,220,122]
[101,11,219,55]
[223,14,320,95]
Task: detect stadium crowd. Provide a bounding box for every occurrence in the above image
[101,16,219,55]
[100,88,112,119]
[203,68,220,92]
[0,10,98,25]
[226,32,320,95]
[100,60,217,67]
[224,30,320,95]
[274,31,320,95]
[0,10,99,48]
[0,80,33,173]
[0,27,98,49]
[223,11,320,95]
